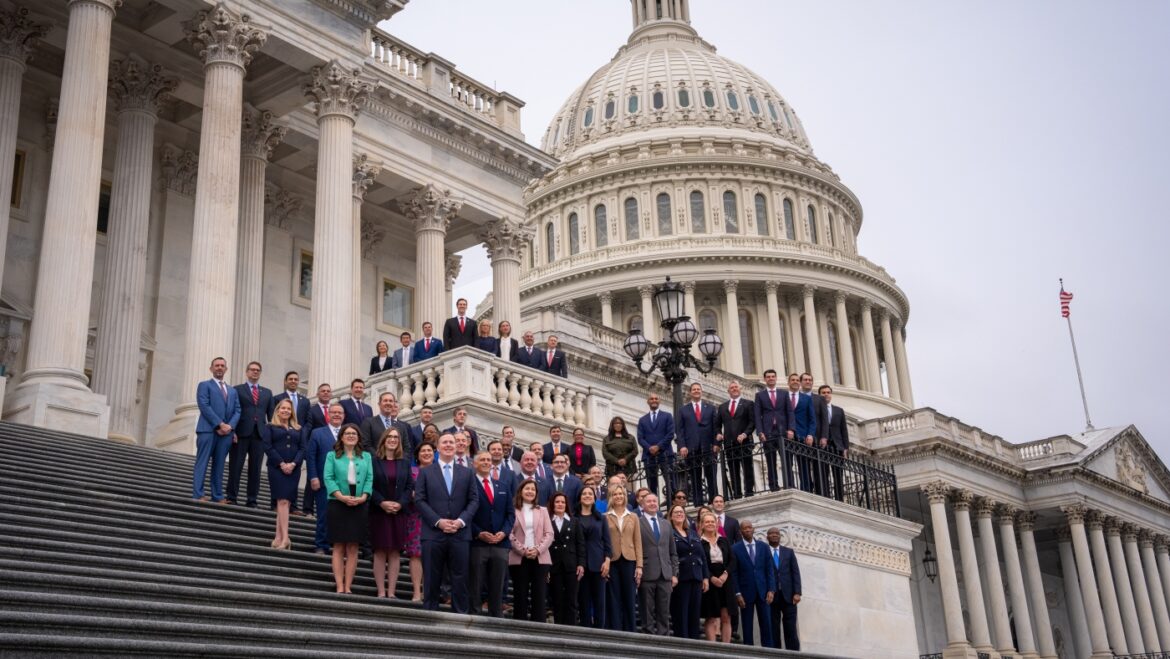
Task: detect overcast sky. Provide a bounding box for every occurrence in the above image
[386,1,1170,456]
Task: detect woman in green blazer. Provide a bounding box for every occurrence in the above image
[602,416,638,480]
[323,423,373,594]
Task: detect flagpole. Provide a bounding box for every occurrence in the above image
[1061,278,1093,431]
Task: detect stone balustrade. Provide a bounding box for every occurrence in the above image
[369,30,423,80]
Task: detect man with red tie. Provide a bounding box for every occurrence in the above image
[442,298,477,350]
[539,334,569,378]
[753,369,793,492]
[716,380,756,499]
[675,382,719,505]
[412,321,444,361]
[228,361,272,507]
[469,452,513,617]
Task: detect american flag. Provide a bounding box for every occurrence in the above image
[1060,287,1074,318]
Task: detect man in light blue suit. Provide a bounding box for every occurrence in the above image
[192,357,241,503]
[391,331,414,369]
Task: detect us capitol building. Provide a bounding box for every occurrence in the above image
[0,1,1164,658]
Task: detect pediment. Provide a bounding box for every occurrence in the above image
[1081,426,1170,502]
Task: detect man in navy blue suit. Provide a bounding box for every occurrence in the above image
[415,432,479,613]
[675,382,719,505]
[444,407,479,456]
[442,298,477,350]
[548,454,584,514]
[733,521,776,648]
[512,330,544,369]
[269,371,310,427]
[469,452,513,617]
[637,393,675,500]
[412,322,443,362]
[717,379,756,499]
[192,357,241,503]
[514,450,553,505]
[767,526,802,651]
[409,405,434,454]
[297,382,332,517]
[339,378,373,426]
[543,424,568,464]
[227,361,271,507]
[539,334,569,378]
[754,369,792,492]
[786,373,818,493]
[306,403,344,554]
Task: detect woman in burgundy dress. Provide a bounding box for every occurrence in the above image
[369,427,413,598]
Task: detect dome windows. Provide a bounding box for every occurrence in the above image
[594,204,608,247]
[628,93,639,114]
[582,106,594,128]
[806,204,818,244]
[652,90,665,110]
[754,193,769,236]
[702,88,716,109]
[624,197,640,240]
[782,198,796,240]
[656,192,672,236]
[689,190,706,233]
[767,99,780,122]
[545,223,556,263]
[568,212,580,255]
[722,191,739,233]
[677,88,691,108]
[748,94,760,115]
[726,90,740,111]
[604,99,616,120]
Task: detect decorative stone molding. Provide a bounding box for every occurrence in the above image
[241,106,286,161]
[444,252,462,289]
[0,7,48,65]
[996,504,1018,524]
[263,183,304,229]
[1104,516,1123,537]
[764,280,780,294]
[920,480,949,504]
[682,280,696,294]
[304,60,371,120]
[352,153,381,201]
[801,283,817,298]
[1055,526,1072,542]
[1121,522,1140,543]
[360,218,384,259]
[1085,509,1106,531]
[158,144,198,196]
[1139,529,1156,549]
[183,3,266,69]
[1116,439,1149,494]
[975,497,999,519]
[404,183,460,234]
[1016,510,1036,532]
[949,489,975,511]
[778,524,912,576]
[0,316,24,371]
[637,284,655,300]
[1155,535,1170,553]
[722,279,738,295]
[109,56,176,115]
[1062,503,1089,525]
[596,291,613,305]
[478,216,533,263]
[835,290,849,305]
[43,96,58,151]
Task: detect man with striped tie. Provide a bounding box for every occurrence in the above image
[227,361,271,507]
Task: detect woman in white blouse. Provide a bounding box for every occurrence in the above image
[508,479,554,622]
[497,320,519,363]
[369,340,391,375]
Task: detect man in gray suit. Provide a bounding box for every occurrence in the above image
[638,493,678,635]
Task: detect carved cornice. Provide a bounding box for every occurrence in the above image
[183,3,266,70]
[352,153,381,201]
[404,183,460,234]
[0,7,48,65]
[764,280,780,294]
[1085,509,1106,531]
[996,504,1018,525]
[1104,516,1123,537]
[920,480,949,504]
[158,144,197,196]
[596,291,613,305]
[1155,534,1170,553]
[109,56,177,115]
[241,106,286,161]
[778,524,912,576]
[1122,522,1140,543]
[682,280,697,294]
[835,290,849,305]
[722,279,738,295]
[304,61,371,120]
[801,284,817,299]
[1139,528,1156,549]
[478,216,534,264]
[637,284,655,299]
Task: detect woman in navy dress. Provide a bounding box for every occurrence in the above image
[369,427,413,598]
[575,486,611,628]
[475,319,500,356]
[699,511,737,642]
[262,398,303,550]
[668,503,709,639]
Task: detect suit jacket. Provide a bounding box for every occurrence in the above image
[548,473,584,515]
[732,539,776,602]
[717,513,740,543]
[470,475,514,549]
[360,416,412,454]
[371,457,414,508]
[195,379,241,434]
[497,337,520,363]
[305,425,340,482]
[566,442,597,476]
[369,355,393,375]
[415,460,480,541]
[791,391,817,440]
[542,440,570,464]
[539,348,569,378]
[717,397,755,449]
[672,527,709,583]
[637,409,675,460]
[549,514,585,574]
[340,399,373,427]
[322,451,373,499]
[753,389,792,440]
[772,544,802,602]
[513,474,553,507]
[304,402,331,439]
[444,426,480,456]
[605,510,644,566]
[508,505,554,565]
[675,401,718,454]
[270,391,310,427]
[391,346,414,369]
[638,513,678,581]
[233,382,272,438]
[412,336,443,361]
[822,402,850,452]
[260,423,304,466]
[578,512,612,572]
[442,316,477,350]
[475,335,500,357]
[512,345,545,370]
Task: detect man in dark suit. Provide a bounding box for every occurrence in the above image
[548,454,583,514]
[361,392,412,454]
[637,393,675,500]
[818,385,850,501]
[415,432,479,613]
[442,297,477,350]
[733,521,776,648]
[192,357,240,503]
[800,372,823,414]
[539,334,569,378]
[298,382,332,517]
[409,405,434,452]
[412,322,443,362]
[548,485,586,625]
[514,450,553,506]
[712,495,740,541]
[227,361,271,507]
[753,369,791,492]
[787,373,818,494]
[339,378,373,427]
[512,330,544,369]
[485,439,516,494]
[675,382,719,505]
[306,403,344,554]
[444,407,479,456]
[469,452,513,617]
[269,371,310,427]
[637,493,677,635]
[497,427,523,478]
[767,526,802,651]
[543,424,567,464]
[716,380,756,499]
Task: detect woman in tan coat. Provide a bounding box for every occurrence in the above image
[604,484,643,631]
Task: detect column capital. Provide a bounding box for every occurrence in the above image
[352,153,381,201]
[1085,509,1106,531]
[637,284,655,299]
[859,297,874,312]
[975,497,999,519]
[1016,510,1037,532]
[0,7,49,66]
[1155,535,1170,553]
[1121,522,1140,543]
[682,280,697,294]
[949,489,975,511]
[722,279,739,295]
[263,183,304,230]
[1055,526,1072,542]
[597,291,613,305]
[1138,528,1155,549]
[920,480,950,504]
[834,290,849,305]
[304,61,371,120]
[240,106,286,161]
[997,504,1019,525]
[444,252,462,289]
[359,217,384,260]
[478,216,534,263]
[764,280,779,294]
[158,144,198,196]
[1104,516,1123,537]
[183,3,266,70]
[109,56,176,115]
[405,183,461,234]
[801,283,817,298]
[878,307,892,322]
[1062,503,1089,525]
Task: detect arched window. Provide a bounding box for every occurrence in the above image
[689,190,706,233]
[545,223,555,263]
[827,321,842,384]
[702,88,716,108]
[594,204,608,247]
[583,106,594,128]
[726,91,740,111]
[806,204,818,244]
[628,93,639,114]
[678,88,691,108]
[826,211,835,248]
[604,99,616,120]
[624,197,640,240]
[722,191,739,233]
[782,198,795,240]
[748,95,760,115]
[698,308,718,332]
[739,309,757,374]
[754,193,769,236]
[568,212,580,255]
[656,192,672,236]
[767,99,779,122]
[652,90,664,110]
[628,315,643,333]
[783,106,795,130]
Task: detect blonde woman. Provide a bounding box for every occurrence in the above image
[604,484,643,632]
[323,423,373,594]
[261,398,303,550]
[475,319,500,356]
[699,511,736,642]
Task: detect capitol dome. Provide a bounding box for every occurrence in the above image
[520,0,915,420]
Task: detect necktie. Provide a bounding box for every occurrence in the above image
[694,403,701,421]
[769,390,776,407]
[556,477,564,492]
[425,338,430,351]
[459,317,465,332]
[553,443,559,455]
[403,349,409,366]
[443,464,453,494]
[790,392,797,410]
[651,411,656,424]
[290,393,297,410]
[218,381,228,402]
[492,466,499,481]
[730,399,736,417]
[651,516,660,542]
[774,548,780,570]
[321,404,327,420]
[354,402,363,421]
[547,351,554,367]
[251,384,258,405]
[747,541,755,562]
[483,478,494,504]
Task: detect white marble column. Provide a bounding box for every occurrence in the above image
[892,318,914,405]
[1105,518,1145,653]
[764,281,785,373]
[997,506,1038,659]
[304,62,370,391]
[231,107,285,375]
[636,284,655,341]
[1056,528,1094,659]
[833,292,857,388]
[922,482,975,657]
[406,184,460,330]
[878,309,902,402]
[1157,537,1170,635]
[598,291,614,329]
[801,285,824,382]
[9,0,119,436]
[1122,523,1161,651]
[1144,531,1170,650]
[0,8,46,298]
[352,153,380,376]
[859,299,882,394]
[91,57,175,444]
[479,217,533,329]
[1016,512,1057,658]
[785,293,806,373]
[722,280,744,375]
[816,306,832,381]
[1062,506,1116,659]
[950,491,993,653]
[975,499,1015,654]
[1087,510,1129,654]
[682,280,696,320]
[444,252,461,317]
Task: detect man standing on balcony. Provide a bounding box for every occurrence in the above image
[540,334,569,378]
[192,357,241,503]
[637,393,675,500]
[753,369,791,492]
[412,321,444,362]
[717,380,755,499]
[392,331,414,369]
[512,330,544,369]
[788,373,818,494]
[818,385,849,502]
[676,382,718,505]
[416,432,480,613]
[443,298,477,350]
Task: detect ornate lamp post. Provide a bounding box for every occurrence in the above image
[623,277,723,412]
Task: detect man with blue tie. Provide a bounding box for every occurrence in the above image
[753,369,792,492]
[469,452,513,617]
[767,526,802,651]
[269,371,310,426]
[228,361,271,507]
[786,373,818,493]
[339,378,373,426]
[415,432,479,613]
[675,382,719,505]
[411,322,443,362]
[306,403,345,554]
[637,393,675,500]
[391,332,413,369]
[733,520,776,648]
[192,357,241,503]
